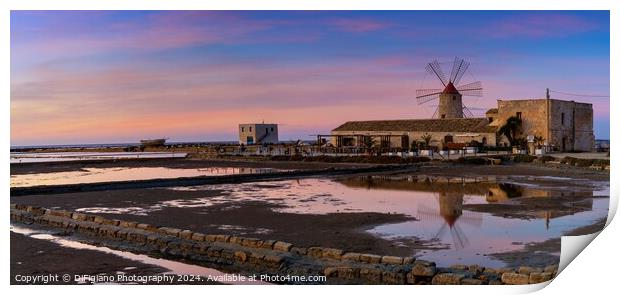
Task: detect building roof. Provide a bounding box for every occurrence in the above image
[332,117,497,133]
[442,82,459,94]
[486,108,498,114]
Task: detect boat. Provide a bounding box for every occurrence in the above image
[139,138,167,147]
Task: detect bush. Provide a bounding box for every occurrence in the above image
[538,155,557,163]
[561,156,610,167]
[513,154,537,163]
[455,157,489,165]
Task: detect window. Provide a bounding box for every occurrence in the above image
[488,117,494,123]
[271,127,274,132]
[441,114,446,119]
[561,113,565,125]
[453,96,456,100]
[265,128,269,133]
[249,127,252,132]
[516,112,522,119]
[241,127,245,132]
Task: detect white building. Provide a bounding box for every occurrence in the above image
[238,123,279,145]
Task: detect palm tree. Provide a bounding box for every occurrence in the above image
[421,133,433,147]
[498,116,522,146]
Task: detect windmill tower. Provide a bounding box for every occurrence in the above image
[418,192,483,250]
[416,57,483,119]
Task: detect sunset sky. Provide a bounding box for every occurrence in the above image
[11,11,610,146]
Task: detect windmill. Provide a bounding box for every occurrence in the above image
[416,57,483,119]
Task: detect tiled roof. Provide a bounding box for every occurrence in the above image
[332,117,496,133]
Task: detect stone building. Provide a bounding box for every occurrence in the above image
[331,118,497,149]
[488,98,594,152]
[331,98,594,152]
[238,123,278,145]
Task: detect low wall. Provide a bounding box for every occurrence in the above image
[10,204,557,285]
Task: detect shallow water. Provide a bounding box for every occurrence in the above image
[10,152,188,164]
[185,177,605,267]
[10,166,284,187]
[69,174,608,268]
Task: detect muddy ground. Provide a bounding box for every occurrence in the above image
[10,231,171,285]
[10,187,427,257]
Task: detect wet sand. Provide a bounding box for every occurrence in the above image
[10,186,425,256]
[10,231,169,285]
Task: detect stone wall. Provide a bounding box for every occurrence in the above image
[10,204,557,285]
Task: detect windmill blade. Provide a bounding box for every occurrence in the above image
[462,105,474,118]
[457,81,483,97]
[434,222,449,240]
[451,57,470,85]
[416,89,442,105]
[432,106,439,119]
[426,60,448,86]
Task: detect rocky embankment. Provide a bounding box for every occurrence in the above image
[10,204,558,285]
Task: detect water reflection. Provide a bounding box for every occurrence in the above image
[10,167,285,188]
[71,175,606,268]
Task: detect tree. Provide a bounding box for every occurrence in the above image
[420,133,433,147]
[498,116,522,146]
[362,136,376,151]
[534,135,545,148]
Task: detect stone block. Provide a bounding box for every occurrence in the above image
[501,272,529,285]
[359,254,382,264]
[158,227,182,237]
[234,251,248,262]
[518,266,542,275]
[544,265,558,274]
[229,236,243,245]
[432,273,465,285]
[191,233,206,242]
[179,230,194,240]
[262,255,284,268]
[412,264,437,277]
[258,240,277,250]
[403,257,415,264]
[414,260,436,267]
[529,272,553,284]
[321,248,344,260]
[136,223,157,232]
[360,267,383,283]
[381,256,404,265]
[273,241,293,252]
[382,270,406,284]
[214,235,230,243]
[119,220,138,228]
[342,252,362,262]
[241,238,260,248]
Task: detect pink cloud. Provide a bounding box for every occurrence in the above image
[486,14,600,38]
[328,18,391,33]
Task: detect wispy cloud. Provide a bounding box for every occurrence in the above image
[485,13,601,38]
[327,18,391,33]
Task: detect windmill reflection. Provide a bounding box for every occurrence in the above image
[418,192,482,250]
